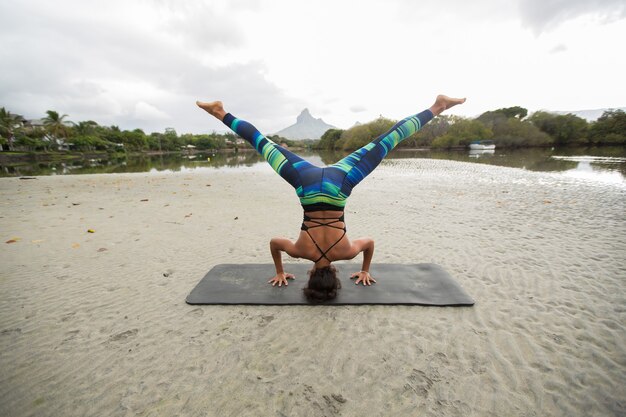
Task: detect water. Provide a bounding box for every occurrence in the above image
[393,147,626,185]
[2,146,626,184]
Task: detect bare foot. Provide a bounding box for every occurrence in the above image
[196,100,226,121]
[429,95,466,116]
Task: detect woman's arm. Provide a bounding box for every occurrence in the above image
[348,238,376,285]
[268,237,299,286]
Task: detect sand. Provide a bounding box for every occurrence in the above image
[1,159,625,417]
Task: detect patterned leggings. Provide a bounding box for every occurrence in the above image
[222,108,434,210]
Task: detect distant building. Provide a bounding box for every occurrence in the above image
[225,137,246,147]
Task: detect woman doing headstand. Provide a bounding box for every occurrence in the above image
[197,95,465,302]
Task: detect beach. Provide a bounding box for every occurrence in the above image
[1,159,625,417]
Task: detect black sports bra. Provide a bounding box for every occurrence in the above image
[301,213,346,262]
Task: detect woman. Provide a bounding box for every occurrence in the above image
[197,95,465,301]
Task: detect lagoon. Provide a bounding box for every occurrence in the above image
[2,146,626,184]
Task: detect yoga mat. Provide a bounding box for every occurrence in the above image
[186,263,474,306]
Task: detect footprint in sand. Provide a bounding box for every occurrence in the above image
[258,315,275,327]
[186,308,204,318]
[108,329,138,342]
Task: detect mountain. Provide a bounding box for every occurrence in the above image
[273,109,336,140]
[551,107,626,121]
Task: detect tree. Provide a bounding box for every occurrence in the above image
[339,117,396,150]
[553,114,588,145]
[0,108,14,150]
[401,115,455,148]
[72,120,99,136]
[120,129,148,151]
[267,134,296,147]
[529,111,588,145]
[476,107,553,147]
[498,106,528,119]
[0,107,23,151]
[78,135,97,151]
[14,135,47,151]
[431,118,493,148]
[527,111,555,132]
[589,109,626,145]
[148,132,164,151]
[99,125,124,147]
[492,117,552,147]
[480,106,528,122]
[316,128,344,150]
[160,127,183,150]
[43,110,70,140]
[193,134,226,150]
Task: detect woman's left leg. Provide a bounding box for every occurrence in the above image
[332,95,465,196]
[332,109,434,195]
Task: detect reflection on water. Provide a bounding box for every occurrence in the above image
[390,147,626,184]
[2,146,625,183]
[556,158,626,184]
[551,155,626,164]
[468,149,495,158]
[0,151,264,177]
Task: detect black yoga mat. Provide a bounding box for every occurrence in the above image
[186,263,474,306]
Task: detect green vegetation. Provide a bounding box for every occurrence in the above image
[431,117,493,148]
[0,108,245,153]
[335,117,396,150]
[0,106,309,155]
[314,106,626,151]
[2,106,625,155]
[588,109,626,145]
[527,112,587,146]
[317,128,344,150]
[266,135,299,148]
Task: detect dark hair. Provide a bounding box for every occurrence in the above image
[303,265,341,303]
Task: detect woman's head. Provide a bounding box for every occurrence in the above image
[303,265,341,302]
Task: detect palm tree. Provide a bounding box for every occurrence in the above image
[0,107,23,151]
[43,110,70,141]
[73,120,99,136]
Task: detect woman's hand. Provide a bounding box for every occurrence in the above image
[350,271,376,286]
[268,272,295,287]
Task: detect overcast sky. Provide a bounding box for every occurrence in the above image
[1,0,624,134]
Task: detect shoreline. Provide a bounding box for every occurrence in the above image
[1,159,625,416]
[0,148,264,164]
[3,142,624,164]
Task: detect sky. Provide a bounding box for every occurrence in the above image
[1,0,625,135]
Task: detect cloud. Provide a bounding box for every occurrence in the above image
[0,0,300,133]
[154,2,245,52]
[1,0,624,133]
[349,105,367,113]
[549,44,568,54]
[519,0,626,34]
[134,102,170,121]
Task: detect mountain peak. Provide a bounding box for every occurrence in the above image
[274,109,336,140]
[296,108,314,123]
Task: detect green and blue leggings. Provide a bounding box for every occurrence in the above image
[222,108,433,211]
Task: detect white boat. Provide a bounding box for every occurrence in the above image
[469,140,496,150]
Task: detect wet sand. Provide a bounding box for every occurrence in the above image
[1,159,625,416]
